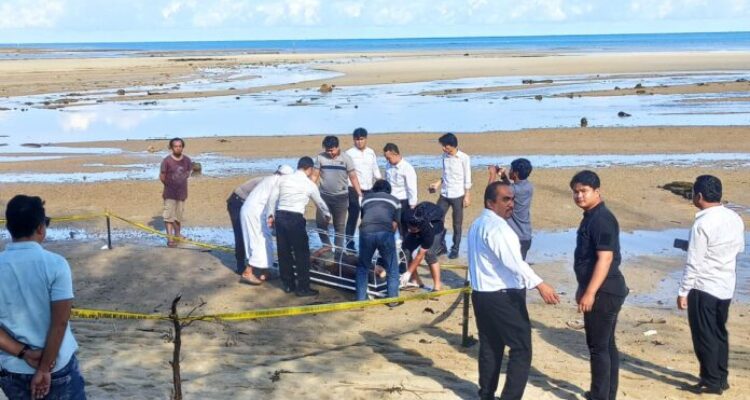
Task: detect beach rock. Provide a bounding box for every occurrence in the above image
[192,162,202,175]
[696,82,705,86]
[634,83,644,89]
[636,89,646,94]
[21,143,43,148]
[660,181,693,199]
[614,86,621,90]
[146,145,157,153]
[139,101,157,106]
[522,79,554,84]
[617,111,631,117]
[116,89,126,95]
[736,78,748,83]
[0,107,10,111]
[319,83,334,93]
[580,117,588,127]
[534,95,543,101]
[235,96,240,100]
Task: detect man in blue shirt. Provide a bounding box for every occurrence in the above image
[0,195,86,400]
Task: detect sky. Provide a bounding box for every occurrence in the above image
[1,0,749,43]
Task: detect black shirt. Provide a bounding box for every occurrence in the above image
[574,202,628,297]
[403,202,445,250]
[359,192,400,234]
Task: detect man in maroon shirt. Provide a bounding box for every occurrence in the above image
[160,138,192,247]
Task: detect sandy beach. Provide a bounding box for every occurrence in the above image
[1,48,749,399]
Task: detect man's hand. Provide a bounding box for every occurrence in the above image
[536,282,560,304]
[31,369,51,399]
[23,348,43,369]
[487,165,498,183]
[677,295,688,310]
[267,216,274,229]
[578,292,596,313]
[325,215,332,223]
[463,193,471,208]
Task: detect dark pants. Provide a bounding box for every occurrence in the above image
[584,292,626,400]
[688,289,731,390]
[437,195,464,253]
[316,192,349,251]
[520,239,532,261]
[472,289,531,400]
[226,193,246,274]
[345,188,370,250]
[396,199,410,239]
[275,211,312,292]
[356,230,399,300]
[1,355,86,400]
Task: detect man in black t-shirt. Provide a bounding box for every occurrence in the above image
[571,170,628,400]
[400,202,445,291]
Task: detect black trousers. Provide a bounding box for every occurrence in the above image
[226,193,245,274]
[437,195,464,253]
[275,211,311,291]
[688,289,731,389]
[583,292,626,400]
[472,289,531,400]
[520,239,532,261]
[396,199,410,240]
[345,188,371,250]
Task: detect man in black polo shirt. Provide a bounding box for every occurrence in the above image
[570,170,629,400]
[400,201,445,291]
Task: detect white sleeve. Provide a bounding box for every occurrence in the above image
[488,226,542,289]
[310,184,331,218]
[405,165,418,207]
[372,154,382,180]
[265,183,281,217]
[679,224,708,297]
[463,154,472,190]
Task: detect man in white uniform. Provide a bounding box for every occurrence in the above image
[345,127,382,251]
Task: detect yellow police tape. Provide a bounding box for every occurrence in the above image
[72,286,470,322]
[0,213,106,224]
[106,212,235,253]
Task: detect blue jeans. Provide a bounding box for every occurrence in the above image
[356,231,399,301]
[0,355,86,400]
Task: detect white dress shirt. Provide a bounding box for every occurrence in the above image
[385,158,418,207]
[679,205,745,300]
[346,146,382,191]
[266,170,331,218]
[468,209,543,292]
[441,150,472,199]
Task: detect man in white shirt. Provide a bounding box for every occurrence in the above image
[383,142,418,239]
[468,181,559,400]
[0,195,86,399]
[345,128,382,251]
[677,175,745,395]
[266,157,332,297]
[429,133,472,259]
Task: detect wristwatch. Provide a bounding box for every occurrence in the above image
[16,344,30,359]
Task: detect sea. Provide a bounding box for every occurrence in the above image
[2,31,750,58]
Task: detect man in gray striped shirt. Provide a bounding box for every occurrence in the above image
[356,179,401,301]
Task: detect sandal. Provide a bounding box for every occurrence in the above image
[239,275,263,286]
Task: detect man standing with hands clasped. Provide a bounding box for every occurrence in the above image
[570,170,628,400]
[677,175,744,395]
[468,181,559,400]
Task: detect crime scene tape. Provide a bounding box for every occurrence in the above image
[0,213,106,224]
[106,212,234,253]
[442,264,468,270]
[72,286,471,322]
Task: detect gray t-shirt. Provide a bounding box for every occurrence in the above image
[508,179,533,241]
[360,192,401,234]
[315,152,355,196]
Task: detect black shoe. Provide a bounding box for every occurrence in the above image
[283,282,296,293]
[295,288,319,297]
[681,383,723,395]
[722,381,730,391]
[448,249,459,259]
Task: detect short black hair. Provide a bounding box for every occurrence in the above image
[169,137,184,149]
[510,158,533,180]
[484,181,511,206]
[383,143,400,154]
[371,179,392,194]
[297,156,314,170]
[6,195,46,239]
[352,127,368,138]
[438,133,458,148]
[322,136,339,149]
[570,170,600,190]
[693,175,722,202]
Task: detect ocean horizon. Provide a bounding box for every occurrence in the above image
[2,31,750,57]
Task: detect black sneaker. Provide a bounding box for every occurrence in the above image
[295,288,319,297]
[448,250,459,259]
[681,383,723,395]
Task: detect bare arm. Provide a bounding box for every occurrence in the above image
[578,251,613,312]
[0,328,42,368]
[159,171,166,185]
[406,248,428,275]
[311,168,321,184]
[30,299,72,398]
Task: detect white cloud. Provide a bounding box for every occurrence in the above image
[335,1,363,18]
[287,0,321,25]
[0,0,65,29]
